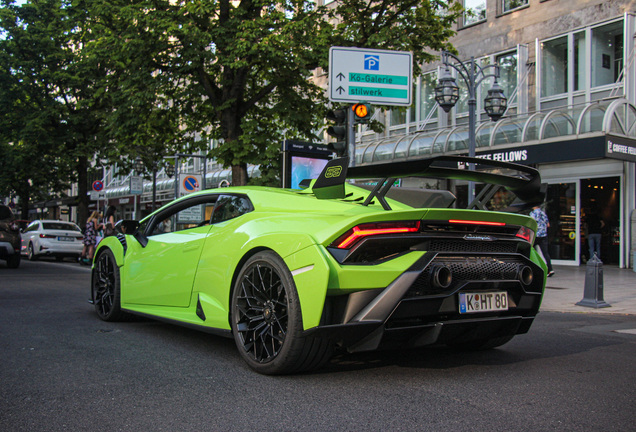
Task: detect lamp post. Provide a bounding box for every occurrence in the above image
[434,51,508,201]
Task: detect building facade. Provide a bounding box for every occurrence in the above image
[352,0,636,269]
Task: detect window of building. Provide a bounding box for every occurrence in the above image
[496,52,518,100]
[541,36,568,98]
[463,0,486,26]
[503,0,528,13]
[420,72,438,123]
[591,21,623,88]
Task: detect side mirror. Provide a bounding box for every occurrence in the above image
[116,220,139,235]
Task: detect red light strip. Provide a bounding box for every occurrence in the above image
[448,219,506,226]
[337,224,420,249]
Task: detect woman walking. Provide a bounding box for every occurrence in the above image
[80,211,101,265]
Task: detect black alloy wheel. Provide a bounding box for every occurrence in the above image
[234,256,290,364]
[231,251,333,375]
[92,249,127,321]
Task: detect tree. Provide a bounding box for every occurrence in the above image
[88,0,462,186]
[0,0,111,225]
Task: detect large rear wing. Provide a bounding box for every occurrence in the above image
[310,155,544,211]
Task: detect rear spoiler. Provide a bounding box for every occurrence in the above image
[310,155,544,211]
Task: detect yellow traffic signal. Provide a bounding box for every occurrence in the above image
[351,102,371,124]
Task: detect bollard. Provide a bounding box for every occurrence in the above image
[575,254,611,308]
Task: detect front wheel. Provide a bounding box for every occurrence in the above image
[92,249,128,322]
[231,251,333,375]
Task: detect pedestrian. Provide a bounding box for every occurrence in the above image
[80,211,101,265]
[530,204,555,277]
[585,205,605,260]
[103,205,116,237]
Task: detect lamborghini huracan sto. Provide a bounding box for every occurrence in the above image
[90,156,547,375]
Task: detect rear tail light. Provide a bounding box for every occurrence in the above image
[39,234,56,239]
[76,236,84,240]
[516,226,535,244]
[334,221,421,249]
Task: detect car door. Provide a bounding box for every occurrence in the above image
[121,195,218,307]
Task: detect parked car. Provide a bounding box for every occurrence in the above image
[21,220,84,261]
[0,205,21,268]
[90,156,547,375]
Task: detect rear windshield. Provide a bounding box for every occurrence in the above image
[43,222,81,232]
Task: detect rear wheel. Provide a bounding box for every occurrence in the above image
[6,253,20,269]
[27,243,38,261]
[231,251,333,375]
[92,249,128,322]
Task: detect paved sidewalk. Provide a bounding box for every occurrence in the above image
[540,264,636,315]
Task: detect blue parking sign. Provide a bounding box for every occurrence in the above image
[364,55,380,71]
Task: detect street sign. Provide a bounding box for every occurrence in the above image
[92,180,104,192]
[179,174,202,195]
[90,191,106,201]
[130,176,143,195]
[329,47,413,106]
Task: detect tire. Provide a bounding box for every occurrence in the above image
[92,249,128,322]
[27,243,38,261]
[6,254,20,269]
[448,335,515,351]
[231,251,333,375]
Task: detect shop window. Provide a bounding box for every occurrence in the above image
[541,36,568,97]
[496,52,518,104]
[463,0,486,26]
[573,31,586,91]
[591,21,623,88]
[503,0,527,13]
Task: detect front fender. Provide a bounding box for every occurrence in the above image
[94,236,126,267]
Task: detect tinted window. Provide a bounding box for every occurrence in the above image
[211,195,253,224]
[43,222,81,231]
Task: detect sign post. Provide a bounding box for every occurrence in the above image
[329,47,413,106]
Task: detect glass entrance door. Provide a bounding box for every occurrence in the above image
[545,182,579,264]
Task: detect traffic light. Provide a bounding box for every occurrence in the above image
[326,108,348,156]
[352,102,371,124]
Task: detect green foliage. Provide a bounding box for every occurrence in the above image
[87,0,461,186]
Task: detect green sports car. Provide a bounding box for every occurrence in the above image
[90,156,547,375]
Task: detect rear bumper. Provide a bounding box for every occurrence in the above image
[305,252,544,352]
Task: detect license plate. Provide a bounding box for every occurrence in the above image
[57,236,74,242]
[459,292,508,314]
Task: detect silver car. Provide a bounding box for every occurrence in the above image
[21,220,84,261]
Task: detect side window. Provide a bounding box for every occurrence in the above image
[211,195,253,224]
[148,197,217,237]
[26,222,38,232]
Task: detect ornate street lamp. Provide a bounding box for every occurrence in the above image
[164,161,175,178]
[133,157,144,175]
[434,67,460,113]
[483,79,508,122]
[434,51,508,201]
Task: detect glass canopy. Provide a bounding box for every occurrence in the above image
[355,98,636,166]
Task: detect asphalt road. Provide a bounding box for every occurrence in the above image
[2,259,636,431]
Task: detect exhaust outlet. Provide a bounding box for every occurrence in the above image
[430,265,452,289]
[519,266,533,286]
